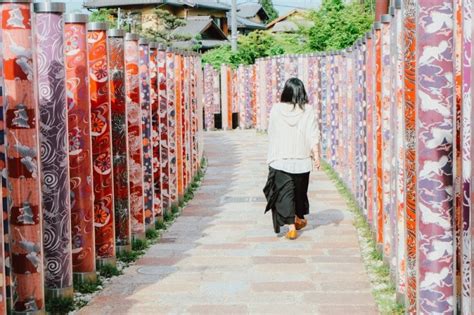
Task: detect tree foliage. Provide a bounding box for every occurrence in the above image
[307,0,373,51]
[141,8,188,45]
[89,8,117,28]
[259,0,279,22]
[202,31,284,69]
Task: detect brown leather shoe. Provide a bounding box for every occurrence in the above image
[286,230,297,240]
[295,219,307,231]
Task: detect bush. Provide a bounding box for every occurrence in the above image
[45,296,75,314]
[99,264,121,278]
[146,228,159,240]
[117,250,141,264]
[74,278,103,294]
[155,219,167,230]
[132,238,149,252]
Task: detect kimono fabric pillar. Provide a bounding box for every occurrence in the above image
[374,21,384,251]
[64,14,97,283]
[138,38,154,231]
[158,45,170,215]
[124,33,145,240]
[0,5,7,312]
[220,65,229,130]
[107,29,131,252]
[33,2,73,298]
[149,42,162,220]
[416,1,455,313]
[175,52,184,202]
[402,0,417,309]
[460,0,472,311]
[87,22,116,267]
[0,0,45,312]
[166,49,178,207]
[381,14,393,267]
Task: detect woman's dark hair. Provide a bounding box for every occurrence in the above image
[280,78,309,110]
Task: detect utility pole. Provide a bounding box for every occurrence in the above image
[231,0,237,51]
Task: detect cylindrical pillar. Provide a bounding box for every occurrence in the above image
[87,22,116,267]
[64,13,97,283]
[158,46,170,214]
[124,33,145,240]
[149,42,162,220]
[1,0,45,312]
[166,49,178,206]
[190,56,199,177]
[381,14,393,268]
[107,29,131,252]
[373,21,384,250]
[220,65,229,130]
[416,0,455,313]
[0,4,8,310]
[461,0,472,312]
[175,53,184,202]
[402,0,417,309]
[34,2,73,298]
[139,38,154,230]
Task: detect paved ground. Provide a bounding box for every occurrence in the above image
[79,130,378,315]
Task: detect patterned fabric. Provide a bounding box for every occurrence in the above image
[108,35,131,247]
[139,43,154,228]
[124,37,145,238]
[65,17,96,279]
[35,9,73,291]
[1,3,45,312]
[87,28,115,260]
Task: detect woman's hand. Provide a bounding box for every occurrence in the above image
[313,158,321,171]
[311,146,321,171]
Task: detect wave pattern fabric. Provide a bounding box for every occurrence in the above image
[34,8,73,292]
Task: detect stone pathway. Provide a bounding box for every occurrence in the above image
[79,130,378,315]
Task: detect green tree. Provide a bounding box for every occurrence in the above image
[141,8,188,45]
[307,0,373,51]
[202,31,284,69]
[89,8,117,28]
[259,0,279,22]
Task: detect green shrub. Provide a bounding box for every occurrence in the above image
[74,278,102,294]
[155,219,167,230]
[99,263,121,278]
[45,296,75,314]
[146,228,159,240]
[117,250,141,264]
[132,238,149,252]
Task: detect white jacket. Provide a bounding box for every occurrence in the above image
[267,102,320,165]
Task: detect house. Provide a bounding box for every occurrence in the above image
[227,2,268,35]
[266,9,314,33]
[172,16,229,51]
[83,0,231,35]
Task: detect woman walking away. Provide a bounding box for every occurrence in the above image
[263,78,321,240]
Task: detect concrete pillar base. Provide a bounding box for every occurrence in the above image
[73,271,98,284]
[132,231,146,241]
[45,285,74,299]
[96,256,117,268]
[116,244,132,254]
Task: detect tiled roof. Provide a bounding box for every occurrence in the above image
[172,16,228,39]
[84,0,231,11]
[236,16,266,30]
[236,3,262,18]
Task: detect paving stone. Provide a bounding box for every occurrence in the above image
[79,130,378,315]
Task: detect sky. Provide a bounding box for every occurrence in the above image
[63,0,322,15]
